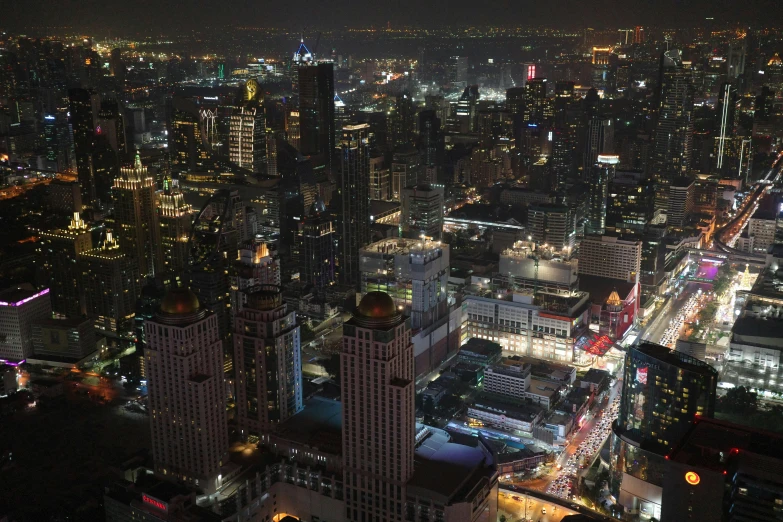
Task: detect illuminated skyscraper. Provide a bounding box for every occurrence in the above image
[0,286,52,363]
[583,117,614,174]
[228,80,267,174]
[112,153,162,279]
[80,231,139,334]
[401,184,444,241]
[342,292,414,522]
[156,179,193,276]
[523,78,551,125]
[611,342,718,519]
[586,155,619,235]
[338,124,372,287]
[651,49,694,211]
[39,212,92,319]
[233,285,302,438]
[68,88,100,210]
[146,286,228,494]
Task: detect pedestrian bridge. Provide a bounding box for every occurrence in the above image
[688,248,768,268]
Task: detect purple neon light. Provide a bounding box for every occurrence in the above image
[0,288,50,307]
[0,359,25,366]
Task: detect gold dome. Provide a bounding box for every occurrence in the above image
[357,291,397,318]
[160,287,200,315]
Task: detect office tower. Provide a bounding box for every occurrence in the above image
[169,96,211,173]
[342,291,414,522]
[233,285,302,438]
[448,55,468,87]
[633,26,644,44]
[338,124,371,287]
[113,153,163,279]
[359,238,449,330]
[229,80,267,174]
[583,117,614,173]
[528,157,553,192]
[607,171,654,234]
[32,317,96,363]
[528,203,576,253]
[298,63,335,176]
[418,110,442,182]
[727,41,746,80]
[586,154,618,235]
[388,91,415,148]
[80,231,140,334]
[611,342,718,519]
[299,201,336,293]
[401,184,444,241]
[146,286,228,494]
[286,107,301,150]
[97,98,127,155]
[591,47,617,94]
[68,88,100,210]
[110,48,125,85]
[156,179,193,276]
[39,212,92,319]
[43,111,72,172]
[651,50,694,210]
[391,146,421,201]
[666,177,694,228]
[578,235,641,284]
[0,286,52,363]
[714,83,737,176]
[369,154,389,200]
[523,78,551,125]
[456,85,479,132]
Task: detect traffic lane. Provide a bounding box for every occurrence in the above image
[498,491,570,522]
[645,281,710,345]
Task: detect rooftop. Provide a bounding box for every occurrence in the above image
[635,342,719,377]
[578,275,635,305]
[274,396,343,456]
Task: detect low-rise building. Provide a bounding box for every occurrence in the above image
[467,394,545,433]
[458,338,503,367]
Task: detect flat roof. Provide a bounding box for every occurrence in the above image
[578,275,635,304]
[274,396,343,455]
[470,393,544,420]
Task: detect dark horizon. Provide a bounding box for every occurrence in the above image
[3,0,783,36]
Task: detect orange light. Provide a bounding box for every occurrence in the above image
[685,471,700,485]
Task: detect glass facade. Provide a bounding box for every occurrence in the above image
[617,342,718,452]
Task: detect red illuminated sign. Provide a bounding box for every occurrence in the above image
[527,64,536,81]
[142,494,167,512]
[684,471,700,486]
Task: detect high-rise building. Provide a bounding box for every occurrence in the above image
[611,342,718,519]
[607,171,654,235]
[80,231,139,334]
[400,184,444,241]
[299,201,336,293]
[231,242,281,318]
[342,292,415,522]
[528,203,576,253]
[359,238,449,330]
[417,110,442,182]
[145,286,228,494]
[586,155,619,235]
[233,285,302,438]
[68,88,100,210]
[666,177,694,228]
[112,153,162,279]
[523,78,551,125]
[0,286,52,363]
[448,56,468,87]
[169,96,211,173]
[388,91,415,148]
[298,63,335,176]
[338,124,372,287]
[578,235,641,284]
[369,154,389,200]
[651,50,694,210]
[391,146,421,201]
[228,80,267,174]
[38,212,92,319]
[456,85,479,133]
[157,179,193,277]
[583,117,614,174]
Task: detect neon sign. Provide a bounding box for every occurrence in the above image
[684,471,700,485]
[142,494,167,511]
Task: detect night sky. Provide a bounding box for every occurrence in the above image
[3,0,783,34]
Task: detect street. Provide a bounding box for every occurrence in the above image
[642,280,711,346]
[498,490,573,522]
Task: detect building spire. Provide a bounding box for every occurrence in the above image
[134,150,141,169]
